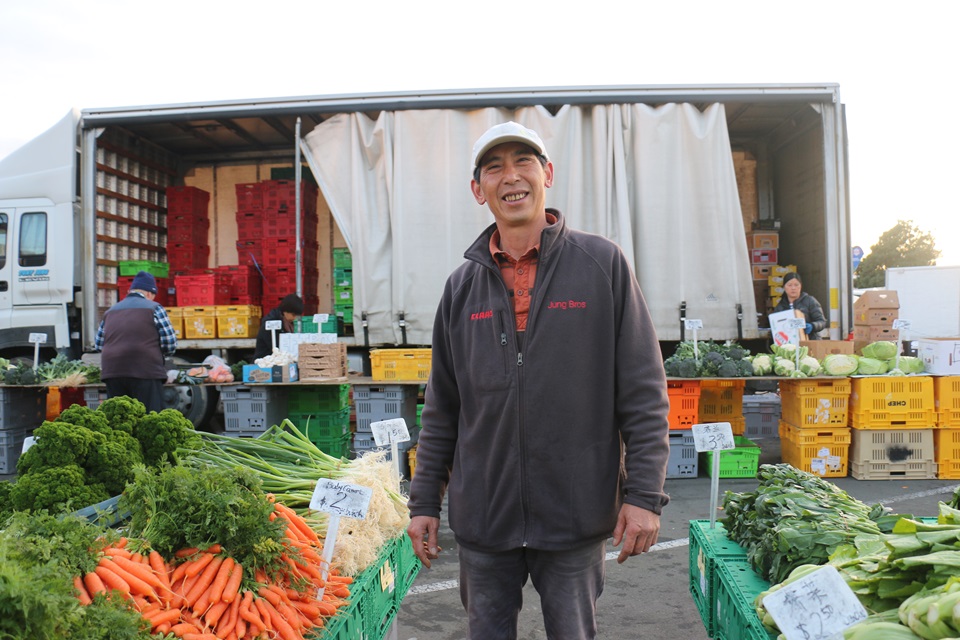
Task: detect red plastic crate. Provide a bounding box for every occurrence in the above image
[262,238,295,268]
[261,180,318,213]
[167,243,209,271]
[174,272,232,306]
[235,183,263,210]
[215,264,263,298]
[236,241,262,267]
[166,186,210,215]
[167,216,210,243]
[235,212,261,242]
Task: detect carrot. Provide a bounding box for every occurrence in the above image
[313,599,338,617]
[218,590,242,637]
[234,616,247,639]
[222,562,244,604]
[291,600,321,620]
[204,600,230,627]
[95,564,131,596]
[185,552,215,578]
[74,576,92,605]
[185,556,224,606]
[103,546,133,559]
[209,556,235,604]
[170,623,202,635]
[326,574,353,584]
[183,634,218,640]
[149,550,172,583]
[144,607,182,628]
[203,544,222,554]
[115,537,128,548]
[110,554,164,589]
[275,503,320,543]
[154,622,172,635]
[259,597,300,640]
[99,558,158,600]
[83,571,107,597]
[252,597,273,633]
[176,546,200,558]
[131,552,144,564]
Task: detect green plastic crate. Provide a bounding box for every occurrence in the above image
[714,558,777,640]
[289,407,352,439]
[308,432,351,459]
[299,315,339,334]
[287,384,350,414]
[333,267,353,287]
[702,436,761,478]
[689,520,748,637]
[118,260,169,278]
[333,248,352,268]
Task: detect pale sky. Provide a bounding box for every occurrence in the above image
[2,0,957,265]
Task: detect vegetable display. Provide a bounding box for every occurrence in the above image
[663,341,753,378]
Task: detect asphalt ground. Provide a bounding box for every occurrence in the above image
[391,437,960,640]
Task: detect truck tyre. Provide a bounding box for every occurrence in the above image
[163,357,218,428]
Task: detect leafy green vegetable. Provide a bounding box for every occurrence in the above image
[799,355,823,377]
[823,353,860,376]
[773,357,796,376]
[862,341,899,360]
[56,404,111,435]
[752,354,773,376]
[133,408,199,466]
[96,396,146,435]
[885,356,925,375]
[857,357,889,375]
[8,465,110,513]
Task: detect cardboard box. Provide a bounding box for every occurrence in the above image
[855,307,899,326]
[752,264,772,280]
[746,231,779,250]
[800,340,855,361]
[242,363,299,384]
[750,248,778,265]
[917,338,960,375]
[854,290,900,313]
[854,325,900,344]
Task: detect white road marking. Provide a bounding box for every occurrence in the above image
[406,484,960,596]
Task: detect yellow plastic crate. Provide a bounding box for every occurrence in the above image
[935,428,960,479]
[408,445,418,480]
[215,305,262,338]
[779,378,851,427]
[165,307,184,340]
[698,379,745,423]
[779,420,849,477]
[370,348,432,381]
[850,376,935,429]
[182,306,218,339]
[935,377,960,427]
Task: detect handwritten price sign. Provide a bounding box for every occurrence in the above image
[762,565,866,640]
[309,479,372,520]
[691,422,735,453]
[371,418,410,446]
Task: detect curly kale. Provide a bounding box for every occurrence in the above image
[96,395,146,435]
[16,421,105,475]
[87,440,141,495]
[56,404,111,435]
[134,408,198,466]
[0,481,13,524]
[8,465,110,513]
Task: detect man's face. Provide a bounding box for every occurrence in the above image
[470,142,553,229]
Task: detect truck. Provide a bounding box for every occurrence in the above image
[0,83,854,422]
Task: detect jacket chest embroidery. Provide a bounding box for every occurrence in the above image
[546,300,587,310]
[470,310,494,321]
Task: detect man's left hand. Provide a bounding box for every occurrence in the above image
[611,503,660,564]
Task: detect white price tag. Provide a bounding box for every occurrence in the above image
[892,319,911,331]
[810,458,827,475]
[313,313,330,323]
[685,319,703,330]
[370,418,411,447]
[22,436,35,454]
[28,333,48,344]
[265,320,282,330]
[691,422,735,452]
[786,318,807,330]
[762,565,867,640]
[309,479,373,519]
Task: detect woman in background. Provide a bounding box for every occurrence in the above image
[774,272,826,340]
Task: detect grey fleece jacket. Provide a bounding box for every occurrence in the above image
[408,210,670,552]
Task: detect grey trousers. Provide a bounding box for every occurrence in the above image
[458,539,607,640]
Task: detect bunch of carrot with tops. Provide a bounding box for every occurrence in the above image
[71,461,356,640]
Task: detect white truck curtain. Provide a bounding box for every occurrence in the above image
[304,103,757,345]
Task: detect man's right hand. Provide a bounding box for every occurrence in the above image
[407,515,442,568]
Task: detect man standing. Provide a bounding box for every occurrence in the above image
[407,122,671,639]
[95,270,176,412]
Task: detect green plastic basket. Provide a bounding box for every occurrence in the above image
[333,248,352,268]
[714,558,777,640]
[118,260,169,278]
[287,384,350,414]
[702,436,761,478]
[688,520,748,637]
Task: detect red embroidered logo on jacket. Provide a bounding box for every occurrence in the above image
[546,300,587,310]
[470,310,494,321]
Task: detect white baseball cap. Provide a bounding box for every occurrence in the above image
[472,121,549,172]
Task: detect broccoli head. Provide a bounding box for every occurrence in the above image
[717,359,741,378]
[96,395,146,435]
[134,409,198,466]
[8,465,110,513]
[87,440,140,495]
[677,358,701,378]
[16,421,105,475]
[56,404,111,435]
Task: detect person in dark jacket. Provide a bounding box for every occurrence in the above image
[94,270,176,412]
[774,272,827,340]
[254,293,304,359]
[406,122,671,640]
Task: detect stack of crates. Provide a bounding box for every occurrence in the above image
[742,393,781,438]
[852,290,900,355]
[745,229,780,318]
[353,384,420,478]
[117,260,172,306]
[778,378,852,477]
[215,264,262,307]
[215,305,262,339]
[935,377,960,478]
[698,379,746,435]
[174,270,232,307]
[286,384,351,457]
[688,520,750,638]
[0,387,51,476]
[221,386,287,437]
[849,376,937,479]
[333,248,353,333]
[165,186,210,271]
[235,180,320,315]
[666,381,700,479]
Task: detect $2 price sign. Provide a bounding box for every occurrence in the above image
[309,479,372,520]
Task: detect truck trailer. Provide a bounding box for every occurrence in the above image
[0,83,854,420]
